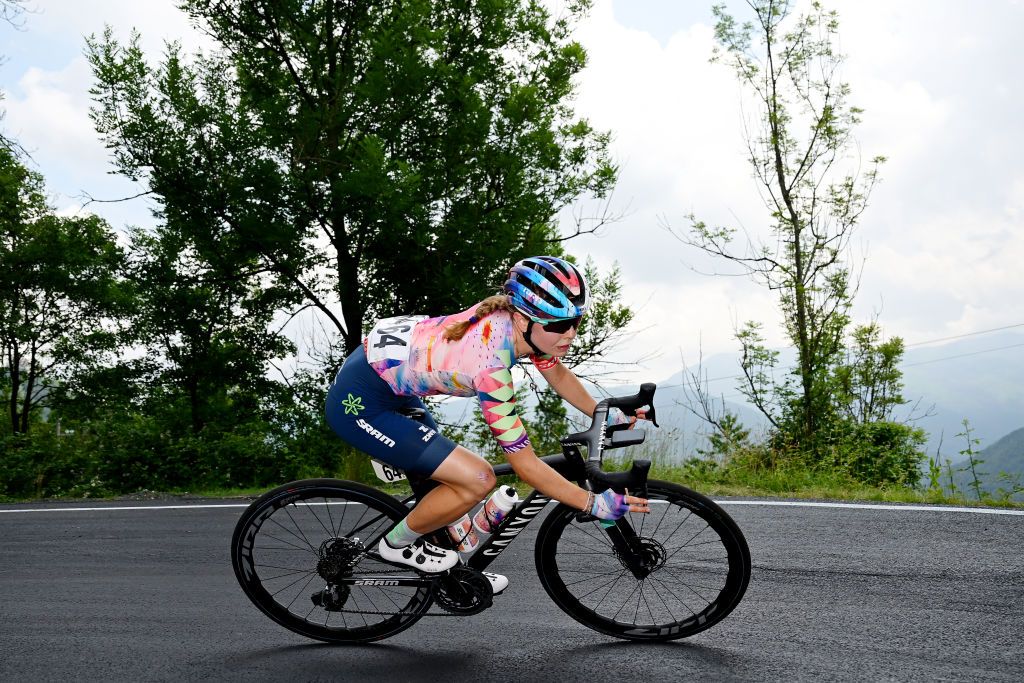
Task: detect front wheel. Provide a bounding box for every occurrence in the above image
[230,478,433,643]
[535,480,751,641]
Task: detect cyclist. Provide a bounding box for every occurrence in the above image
[325,256,649,594]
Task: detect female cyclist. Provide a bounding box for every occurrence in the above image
[325,256,649,594]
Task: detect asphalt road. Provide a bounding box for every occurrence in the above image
[1,497,1021,682]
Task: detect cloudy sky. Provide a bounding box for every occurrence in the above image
[2,0,1023,388]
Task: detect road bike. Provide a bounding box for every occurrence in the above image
[230,383,751,643]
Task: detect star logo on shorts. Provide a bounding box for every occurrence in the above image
[342,393,365,415]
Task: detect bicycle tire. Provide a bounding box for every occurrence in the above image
[535,479,750,641]
[230,478,432,643]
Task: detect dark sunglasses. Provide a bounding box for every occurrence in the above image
[539,316,583,334]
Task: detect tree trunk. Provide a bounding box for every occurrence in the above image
[7,343,20,434]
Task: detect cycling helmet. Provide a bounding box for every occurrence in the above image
[503,256,589,322]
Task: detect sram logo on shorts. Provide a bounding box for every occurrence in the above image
[356,418,396,448]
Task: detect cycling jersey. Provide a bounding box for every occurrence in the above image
[363,305,556,454]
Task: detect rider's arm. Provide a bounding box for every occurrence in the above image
[505,444,591,512]
[536,360,598,416]
[474,361,589,511]
[535,359,638,426]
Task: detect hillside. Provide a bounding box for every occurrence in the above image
[946,426,1024,499]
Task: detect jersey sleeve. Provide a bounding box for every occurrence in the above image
[528,353,560,371]
[474,365,531,454]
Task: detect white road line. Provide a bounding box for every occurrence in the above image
[0,500,1022,515]
[715,500,1024,516]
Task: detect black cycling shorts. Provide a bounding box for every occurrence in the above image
[325,345,458,477]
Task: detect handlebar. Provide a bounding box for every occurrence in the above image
[560,382,659,464]
[559,382,658,524]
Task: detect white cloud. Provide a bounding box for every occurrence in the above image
[6,57,101,172]
[559,0,1024,384]
[2,0,1022,387]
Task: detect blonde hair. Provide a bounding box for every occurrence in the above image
[442,295,519,341]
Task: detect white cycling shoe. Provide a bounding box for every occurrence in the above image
[378,537,459,573]
[483,571,508,595]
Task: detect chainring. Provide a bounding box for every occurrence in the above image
[432,566,493,615]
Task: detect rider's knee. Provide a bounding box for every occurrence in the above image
[456,467,496,502]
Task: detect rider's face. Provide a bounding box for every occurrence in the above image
[533,320,578,357]
[514,312,579,357]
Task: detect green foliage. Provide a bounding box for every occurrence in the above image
[529,384,570,457]
[0,148,128,435]
[956,419,986,501]
[567,258,636,377]
[89,0,616,355]
[824,421,927,487]
[834,323,906,423]
[697,412,751,460]
[680,0,887,450]
[1,1,638,501]
[676,3,930,489]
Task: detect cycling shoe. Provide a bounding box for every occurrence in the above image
[482,572,508,595]
[377,537,459,573]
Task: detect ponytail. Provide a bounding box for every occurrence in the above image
[442,295,518,341]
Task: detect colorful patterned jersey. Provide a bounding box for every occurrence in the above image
[363,306,558,454]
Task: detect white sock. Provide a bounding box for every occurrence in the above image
[384,517,421,548]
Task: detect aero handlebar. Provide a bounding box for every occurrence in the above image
[561,382,659,465]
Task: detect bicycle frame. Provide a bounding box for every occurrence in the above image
[328,458,562,591]
[343,383,660,584]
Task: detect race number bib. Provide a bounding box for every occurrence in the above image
[371,459,408,483]
[365,315,426,364]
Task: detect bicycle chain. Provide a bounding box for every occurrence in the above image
[317,564,468,618]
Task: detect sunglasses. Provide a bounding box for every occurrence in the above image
[539,316,583,334]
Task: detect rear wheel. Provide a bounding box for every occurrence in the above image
[231,479,432,643]
[535,480,750,641]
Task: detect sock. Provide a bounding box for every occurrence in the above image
[384,517,421,548]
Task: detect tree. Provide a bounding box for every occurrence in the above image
[88,0,617,359]
[121,226,296,436]
[671,0,884,451]
[833,322,906,424]
[0,149,126,434]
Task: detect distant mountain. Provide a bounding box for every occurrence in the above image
[430,331,1023,469]
[944,426,1024,500]
[898,331,1024,461]
[978,427,1024,473]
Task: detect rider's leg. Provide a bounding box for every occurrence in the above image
[388,446,508,592]
[403,446,496,533]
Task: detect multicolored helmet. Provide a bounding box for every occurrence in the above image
[503,256,589,322]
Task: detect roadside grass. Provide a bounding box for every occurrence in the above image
[4,462,1021,509]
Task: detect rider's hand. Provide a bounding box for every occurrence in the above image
[591,488,650,520]
[628,408,648,429]
[609,408,648,430]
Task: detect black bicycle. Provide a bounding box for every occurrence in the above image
[230,383,751,643]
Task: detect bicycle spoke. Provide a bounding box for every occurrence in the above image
[647,572,701,616]
[561,568,630,588]
[325,496,337,538]
[536,481,750,641]
[648,575,682,625]
[282,505,317,554]
[267,516,318,555]
[609,579,644,622]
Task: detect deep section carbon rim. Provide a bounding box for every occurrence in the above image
[231,480,432,643]
[536,480,750,641]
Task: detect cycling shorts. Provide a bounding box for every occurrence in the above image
[325,344,458,477]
